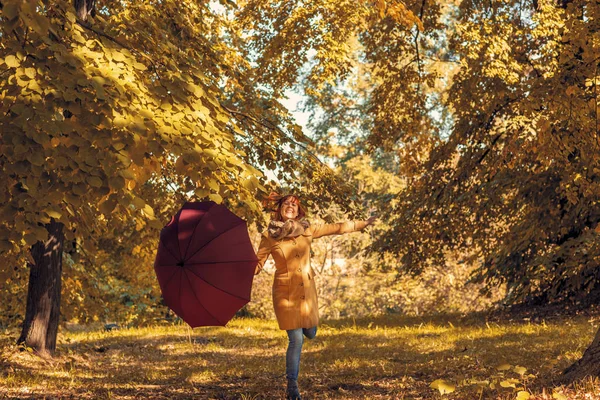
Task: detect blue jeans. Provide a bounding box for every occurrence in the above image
[286,327,317,381]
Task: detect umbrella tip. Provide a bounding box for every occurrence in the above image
[177,261,185,267]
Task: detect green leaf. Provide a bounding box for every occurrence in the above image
[109,176,126,190]
[2,2,19,19]
[87,176,104,188]
[24,233,39,246]
[0,240,14,252]
[27,151,45,167]
[72,183,88,196]
[430,379,455,395]
[99,195,118,215]
[132,196,145,209]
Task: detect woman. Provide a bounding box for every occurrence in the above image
[255,194,377,400]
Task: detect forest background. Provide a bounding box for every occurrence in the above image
[1,0,600,391]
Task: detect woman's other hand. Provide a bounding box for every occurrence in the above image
[366,215,378,226]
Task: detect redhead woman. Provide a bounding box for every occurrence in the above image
[255,194,377,400]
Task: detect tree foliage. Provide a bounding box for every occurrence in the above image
[0,0,361,331]
[244,0,600,306]
[380,0,600,306]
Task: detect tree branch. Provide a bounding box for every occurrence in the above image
[413,0,427,93]
[221,104,331,170]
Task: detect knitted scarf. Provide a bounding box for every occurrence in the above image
[268,219,310,240]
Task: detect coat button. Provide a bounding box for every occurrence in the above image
[297,268,301,272]
[301,296,305,299]
[300,283,304,286]
[296,254,300,258]
[293,240,297,244]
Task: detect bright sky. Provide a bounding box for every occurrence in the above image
[280,89,311,132]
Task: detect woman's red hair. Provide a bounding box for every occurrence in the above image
[272,194,306,222]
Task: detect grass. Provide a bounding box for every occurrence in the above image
[1,312,599,399]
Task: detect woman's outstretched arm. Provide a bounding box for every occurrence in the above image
[312,215,377,239]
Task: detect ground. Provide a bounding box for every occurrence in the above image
[1,311,600,399]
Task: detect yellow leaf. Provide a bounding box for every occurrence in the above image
[142,204,155,219]
[209,193,223,203]
[24,68,36,79]
[113,116,128,128]
[516,391,530,400]
[5,55,19,68]
[65,10,76,23]
[430,379,455,395]
[46,210,62,219]
[139,109,154,119]
[513,366,527,376]
[552,391,568,400]
[148,219,163,230]
[208,179,220,191]
[92,76,106,86]
[195,188,209,198]
[497,363,511,371]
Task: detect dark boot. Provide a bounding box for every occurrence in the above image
[286,379,302,400]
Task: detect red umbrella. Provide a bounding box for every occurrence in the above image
[154,201,258,327]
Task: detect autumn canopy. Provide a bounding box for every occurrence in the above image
[1,0,599,382]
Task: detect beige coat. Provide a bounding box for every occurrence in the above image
[255,221,369,330]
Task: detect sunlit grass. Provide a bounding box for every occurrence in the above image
[1,313,599,399]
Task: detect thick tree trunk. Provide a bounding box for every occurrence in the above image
[563,325,600,381]
[17,219,64,357]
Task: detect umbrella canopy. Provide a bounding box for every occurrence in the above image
[154,201,258,327]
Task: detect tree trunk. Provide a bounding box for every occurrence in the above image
[563,325,600,381]
[17,219,64,357]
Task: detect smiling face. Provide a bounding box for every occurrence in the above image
[280,198,299,221]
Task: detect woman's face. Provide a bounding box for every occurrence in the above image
[280,198,299,221]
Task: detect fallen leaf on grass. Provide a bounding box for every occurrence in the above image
[552,391,568,400]
[514,366,527,375]
[516,390,530,399]
[430,379,456,395]
[500,378,520,388]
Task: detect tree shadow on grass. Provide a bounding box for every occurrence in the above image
[0,313,594,399]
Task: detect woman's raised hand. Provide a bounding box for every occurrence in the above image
[366,213,378,226]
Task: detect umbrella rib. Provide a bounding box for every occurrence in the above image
[159,267,180,291]
[184,220,245,262]
[181,203,216,261]
[185,267,251,302]
[160,242,181,266]
[183,269,226,326]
